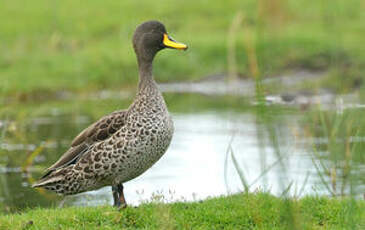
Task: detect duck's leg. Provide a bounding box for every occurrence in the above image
[112,185,120,207]
[112,183,127,208]
[117,184,127,208]
[58,195,69,208]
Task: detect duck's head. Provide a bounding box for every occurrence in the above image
[133,20,188,64]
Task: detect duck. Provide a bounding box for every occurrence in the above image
[32,20,188,208]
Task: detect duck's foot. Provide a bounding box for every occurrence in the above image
[117,203,128,211]
[112,183,127,209]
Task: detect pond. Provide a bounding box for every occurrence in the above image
[0,82,364,213]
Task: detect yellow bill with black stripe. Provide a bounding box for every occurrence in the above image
[163,34,188,50]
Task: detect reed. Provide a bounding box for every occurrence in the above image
[225,1,364,228]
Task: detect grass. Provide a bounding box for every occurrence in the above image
[1,0,365,97]
[0,192,364,230]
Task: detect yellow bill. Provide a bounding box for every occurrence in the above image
[163,34,188,50]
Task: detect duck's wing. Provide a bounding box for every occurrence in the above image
[43,110,127,176]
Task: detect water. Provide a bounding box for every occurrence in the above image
[0,89,364,212]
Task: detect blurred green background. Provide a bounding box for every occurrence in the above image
[1,0,364,96]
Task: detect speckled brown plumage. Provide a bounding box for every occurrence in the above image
[32,20,188,207]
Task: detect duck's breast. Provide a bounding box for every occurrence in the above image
[112,101,174,183]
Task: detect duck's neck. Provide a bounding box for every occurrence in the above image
[137,60,157,92]
[135,58,166,112]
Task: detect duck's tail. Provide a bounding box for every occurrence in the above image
[32,167,65,189]
[32,175,63,188]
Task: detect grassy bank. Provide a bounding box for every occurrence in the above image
[1,0,365,97]
[1,193,364,230]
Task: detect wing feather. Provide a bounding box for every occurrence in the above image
[43,110,127,175]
